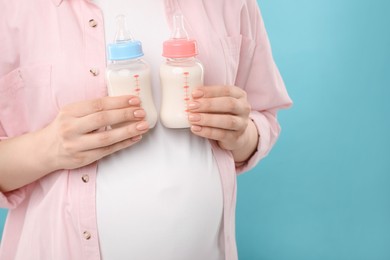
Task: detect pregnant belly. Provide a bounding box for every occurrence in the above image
[96,126,224,260]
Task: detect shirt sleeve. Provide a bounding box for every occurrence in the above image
[0,187,29,209]
[0,123,5,139]
[235,0,293,174]
[0,124,29,209]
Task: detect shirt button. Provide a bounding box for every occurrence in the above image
[83,231,92,240]
[89,19,98,28]
[89,68,99,76]
[81,175,89,183]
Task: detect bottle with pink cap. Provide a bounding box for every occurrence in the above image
[160,13,204,128]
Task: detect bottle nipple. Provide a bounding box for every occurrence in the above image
[107,15,143,61]
[162,13,198,58]
[171,13,188,40]
[114,15,133,43]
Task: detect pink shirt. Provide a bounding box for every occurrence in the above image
[0,0,292,259]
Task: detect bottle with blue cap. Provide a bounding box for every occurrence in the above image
[106,15,157,128]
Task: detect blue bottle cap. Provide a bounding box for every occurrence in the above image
[108,40,143,60]
[107,15,144,61]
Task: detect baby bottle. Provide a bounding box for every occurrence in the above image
[106,15,157,128]
[160,13,204,128]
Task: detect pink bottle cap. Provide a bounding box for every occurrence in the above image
[162,39,198,58]
[162,13,198,58]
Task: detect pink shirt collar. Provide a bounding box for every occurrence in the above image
[52,0,63,6]
[52,0,94,6]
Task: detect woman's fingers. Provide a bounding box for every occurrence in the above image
[79,120,149,150]
[58,96,145,135]
[63,95,141,118]
[192,85,246,99]
[90,135,143,159]
[77,107,146,133]
[189,113,247,150]
[188,85,252,151]
[64,133,145,169]
[187,97,250,115]
[189,125,243,150]
[188,113,247,131]
[189,86,250,116]
[50,95,149,170]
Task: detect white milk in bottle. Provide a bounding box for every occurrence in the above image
[106,15,157,128]
[160,13,204,128]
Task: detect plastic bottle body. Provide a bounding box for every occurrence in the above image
[107,59,157,128]
[160,57,204,128]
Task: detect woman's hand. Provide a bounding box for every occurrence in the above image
[45,95,149,171]
[188,85,259,164]
[0,95,150,192]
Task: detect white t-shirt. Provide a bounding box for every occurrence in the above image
[93,1,225,259]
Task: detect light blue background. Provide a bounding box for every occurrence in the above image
[236,0,390,259]
[1,0,390,259]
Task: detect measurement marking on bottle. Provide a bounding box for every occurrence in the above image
[183,72,190,112]
[134,74,140,96]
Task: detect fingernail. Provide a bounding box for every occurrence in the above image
[136,121,149,131]
[192,90,204,98]
[187,101,200,110]
[131,135,142,142]
[133,109,146,118]
[191,125,202,132]
[129,97,140,106]
[188,113,201,122]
